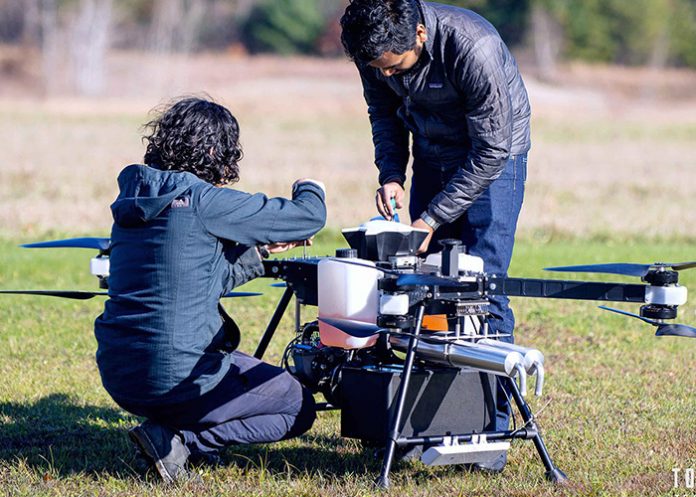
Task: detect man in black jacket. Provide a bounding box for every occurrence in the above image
[341,0,531,472]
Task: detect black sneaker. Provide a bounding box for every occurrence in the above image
[128,421,192,484]
[472,452,507,473]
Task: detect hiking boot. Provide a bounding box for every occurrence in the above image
[128,421,191,484]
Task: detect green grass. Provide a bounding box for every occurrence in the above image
[0,235,694,496]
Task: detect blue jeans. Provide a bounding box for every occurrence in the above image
[410,153,527,429]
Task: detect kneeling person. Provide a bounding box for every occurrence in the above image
[94,97,327,482]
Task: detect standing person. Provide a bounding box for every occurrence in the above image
[340,0,530,472]
[94,97,327,483]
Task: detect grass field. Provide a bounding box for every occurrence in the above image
[0,234,694,497]
[0,53,695,496]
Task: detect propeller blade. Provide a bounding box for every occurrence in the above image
[599,306,696,338]
[546,263,652,277]
[671,261,696,271]
[655,324,696,338]
[270,282,287,288]
[222,292,262,298]
[546,261,696,277]
[21,237,111,251]
[318,317,385,337]
[396,273,462,287]
[0,290,259,300]
[0,290,107,300]
[598,305,660,325]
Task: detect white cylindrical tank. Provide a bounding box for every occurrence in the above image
[317,250,383,348]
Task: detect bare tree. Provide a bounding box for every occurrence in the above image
[149,0,206,54]
[69,0,113,96]
[40,0,60,94]
[22,0,42,47]
[531,2,562,81]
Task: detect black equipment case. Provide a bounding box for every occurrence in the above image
[339,364,497,442]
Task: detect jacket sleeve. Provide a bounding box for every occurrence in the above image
[358,64,411,186]
[222,244,265,292]
[196,182,327,246]
[425,35,514,226]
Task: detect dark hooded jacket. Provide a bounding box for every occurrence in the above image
[94,165,326,406]
[358,1,531,226]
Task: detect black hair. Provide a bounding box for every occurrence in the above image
[142,97,243,185]
[340,0,421,63]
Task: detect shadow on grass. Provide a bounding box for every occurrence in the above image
[222,434,382,477]
[0,393,139,476]
[0,393,378,479]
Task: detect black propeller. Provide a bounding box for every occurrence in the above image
[0,290,261,300]
[546,261,696,278]
[22,237,111,251]
[598,305,696,338]
[317,317,386,337]
[0,290,107,300]
[223,292,263,298]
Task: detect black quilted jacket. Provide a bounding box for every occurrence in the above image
[357,1,531,225]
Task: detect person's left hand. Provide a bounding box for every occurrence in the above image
[411,218,434,254]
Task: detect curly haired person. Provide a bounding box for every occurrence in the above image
[94,97,326,483]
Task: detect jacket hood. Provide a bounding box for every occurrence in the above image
[111,165,201,227]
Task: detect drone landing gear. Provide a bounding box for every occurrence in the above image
[375,305,567,489]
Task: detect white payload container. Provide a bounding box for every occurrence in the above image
[317,250,383,348]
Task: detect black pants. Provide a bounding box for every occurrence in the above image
[119,351,316,454]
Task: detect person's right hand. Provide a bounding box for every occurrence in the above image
[266,237,314,254]
[376,182,405,220]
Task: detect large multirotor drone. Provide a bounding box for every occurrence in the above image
[2,222,694,488]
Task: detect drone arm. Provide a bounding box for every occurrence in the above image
[262,259,319,306]
[487,277,647,303]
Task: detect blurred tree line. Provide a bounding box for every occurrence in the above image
[0,0,695,94]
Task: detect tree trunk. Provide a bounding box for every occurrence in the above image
[22,0,42,47]
[531,3,561,81]
[69,0,113,96]
[149,0,206,54]
[39,0,60,95]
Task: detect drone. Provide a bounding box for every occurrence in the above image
[2,221,694,488]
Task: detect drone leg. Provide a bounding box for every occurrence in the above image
[506,377,568,484]
[375,304,426,490]
[254,286,293,360]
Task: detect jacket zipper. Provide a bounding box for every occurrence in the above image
[403,74,412,117]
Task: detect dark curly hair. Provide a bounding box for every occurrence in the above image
[142,97,243,185]
[340,0,421,63]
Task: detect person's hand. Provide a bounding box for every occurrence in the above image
[266,237,314,254]
[376,182,405,220]
[411,218,434,254]
[293,178,326,194]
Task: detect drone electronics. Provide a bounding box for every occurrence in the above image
[2,222,694,489]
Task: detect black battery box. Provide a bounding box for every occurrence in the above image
[339,364,497,443]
